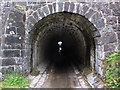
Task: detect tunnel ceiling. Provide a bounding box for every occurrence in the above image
[31,12,95,44]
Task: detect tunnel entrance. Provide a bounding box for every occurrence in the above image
[30,12,96,74]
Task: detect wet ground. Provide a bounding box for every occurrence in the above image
[41,64,82,88]
[29,63,104,88]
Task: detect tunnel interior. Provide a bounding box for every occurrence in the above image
[30,12,95,73]
[41,26,86,70]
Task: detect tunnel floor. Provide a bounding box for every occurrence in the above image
[41,64,90,88]
[29,62,91,88]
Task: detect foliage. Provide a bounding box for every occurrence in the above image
[0,70,29,88]
[105,51,120,88]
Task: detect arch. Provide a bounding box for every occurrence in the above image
[25,2,104,75]
[27,2,104,31]
[26,12,101,74]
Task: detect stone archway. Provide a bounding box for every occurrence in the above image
[27,12,100,75]
[24,2,104,76]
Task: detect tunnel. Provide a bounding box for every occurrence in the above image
[30,12,95,74]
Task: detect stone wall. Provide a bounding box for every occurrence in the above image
[0,0,120,78]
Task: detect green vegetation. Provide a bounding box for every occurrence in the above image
[105,51,120,88]
[0,71,30,88]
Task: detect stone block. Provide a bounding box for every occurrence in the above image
[85,9,96,19]
[9,12,15,19]
[58,2,63,12]
[109,2,120,9]
[112,25,120,31]
[33,5,42,11]
[38,9,45,18]
[82,5,89,15]
[5,35,24,44]
[94,37,102,45]
[9,11,23,22]
[42,6,49,16]
[95,2,108,10]
[2,58,16,66]
[101,33,117,44]
[53,3,56,12]
[27,16,37,25]
[14,11,24,21]
[109,33,117,43]
[7,19,15,25]
[32,12,39,20]
[3,50,20,57]
[95,19,105,29]
[6,27,16,35]
[64,2,70,12]
[101,9,111,16]
[112,8,120,16]
[96,59,102,66]
[96,45,104,51]
[2,44,24,49]
[27,22,34,29]
[14,22,24,27]
[48,5,53,14]
[100,26,113,35]
[92,31,101,37]
[3,7,10,13]
[104,44,116,51]
[106,16,117,25]
[14,2,27,6]
[17,27,25,36]
[69,2,75,12]
[76,3,80,13]
[91,12,102,23]
[16,58,23,65]
[96,50,104,60]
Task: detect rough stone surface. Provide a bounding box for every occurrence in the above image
[0,1,119,85]
[58,2,63,12]
[4,35,24,44]
[3,50,20,57]
[48,5,53,14]
[101,33,117,44]
[2,58,16,66]
[85,9,96,18]
[69,2,75,12]
[106,16,117,25]
[87,73,104,88]
[64,2,70,12]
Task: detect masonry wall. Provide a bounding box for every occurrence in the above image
[0,0,120,77]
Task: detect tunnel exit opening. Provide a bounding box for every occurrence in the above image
[30,12,97,74]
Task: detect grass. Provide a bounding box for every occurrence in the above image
[105,51,120,88]
[0,72,30,88]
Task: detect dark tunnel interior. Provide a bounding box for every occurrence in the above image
[36,25,87,71]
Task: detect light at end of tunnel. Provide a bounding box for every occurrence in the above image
[58,41,62,46]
